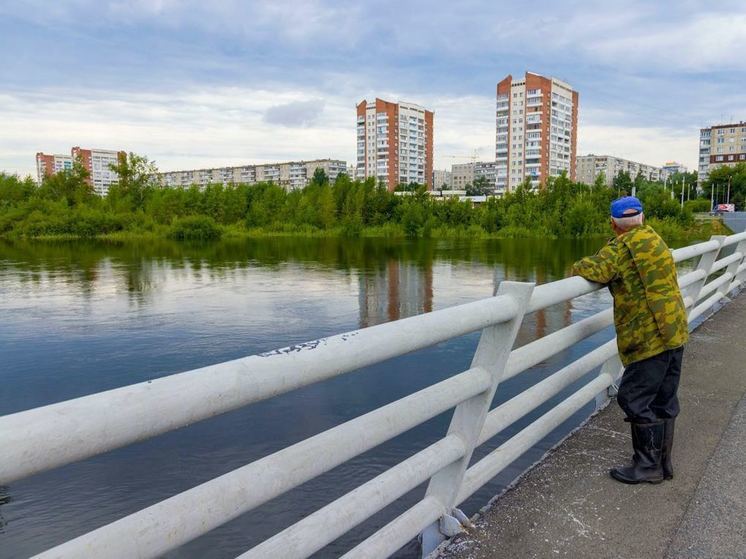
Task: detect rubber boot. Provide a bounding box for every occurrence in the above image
[610,421,664,484]
[661,418,675,480]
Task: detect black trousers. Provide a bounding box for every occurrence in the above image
[617,347,684,423]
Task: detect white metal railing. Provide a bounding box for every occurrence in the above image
[2,231,746,559]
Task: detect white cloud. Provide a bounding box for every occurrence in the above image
[0,83,706,179]
[0,87,355,176]
[263,99,326,128]
[578,124,699,170]
[587,13,746,71]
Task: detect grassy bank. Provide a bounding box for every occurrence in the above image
[8,216,729,245]
[0,162,730,245]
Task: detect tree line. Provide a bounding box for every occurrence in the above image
[0,153,741,242]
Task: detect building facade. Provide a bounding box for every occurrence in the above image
[496,72,578,192]
[157,159,348,190]
[432,169,452,189]
[451,163,474,190]
[576,155,666,185]
[451,162,497,191]
[662,161,688,176]
[356,98,434,190]
[36,147,125,196]
[36,153,73,183]
[698,122,746,184]
[71,147,125,196]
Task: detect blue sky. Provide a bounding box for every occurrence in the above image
[1,0,745,177]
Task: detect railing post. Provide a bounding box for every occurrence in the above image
[419,281,534,557]
[681,235,725,318]
[594,353,623,411]
[721,238,746,297]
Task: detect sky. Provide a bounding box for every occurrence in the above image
[1,0,745,178]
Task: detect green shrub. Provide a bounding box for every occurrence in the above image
[684,199,712,213]
[167,216,222,241]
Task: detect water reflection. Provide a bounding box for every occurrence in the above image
[0,236,602,320]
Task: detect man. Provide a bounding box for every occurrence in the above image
[572,196,688,484]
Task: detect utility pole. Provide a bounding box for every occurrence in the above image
[711,181,715,210]
[727,176,731,205]
[680,176,685,209]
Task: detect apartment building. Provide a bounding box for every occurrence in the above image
[576,155,666,186]
[157,159,348,190]
[451,163,474,190]
[496,72,578,192]
[71,147,125,196]
[356,98,434,190]
[450,162,497,190]
[36,153,73,182]
[698,121,746,184]
[432,169,452,189]
[36,147,125,196]
[662,161,688,175]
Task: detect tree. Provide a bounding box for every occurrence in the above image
[704,163,746,210]
[613,171,633,195]
[633,171,646,191]
[108,152,159,210]
[310,167,329,187]
[40,157,92,207]
[0,173,37,206]
[466,175,493,196]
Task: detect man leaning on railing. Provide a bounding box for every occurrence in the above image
[572,196,689,484]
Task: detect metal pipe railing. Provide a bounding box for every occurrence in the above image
[0,295,518,485]
[478,340,617,447]
[504,309,613,381]
[4,231,743,559]
[340,497,445,559]
[457,372,614,504]
[238,434,466,559]
[710,251,743,274]
[34,368,491,559]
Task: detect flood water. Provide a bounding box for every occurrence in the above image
[1,236,620,558]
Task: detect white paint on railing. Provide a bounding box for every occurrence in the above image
[33,368,491,559]
[0,295,519,485]
[1,233,742,559]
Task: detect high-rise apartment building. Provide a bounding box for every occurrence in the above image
[71,147,126,196]
[576,155,666,186]
[698,121,746,184]
[356,98,433,190]
[36,147,125,196]
[157,159,347,190]
[36,153,73,182]
[496,72,578,192]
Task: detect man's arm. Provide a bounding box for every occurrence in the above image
[572,243,618,284]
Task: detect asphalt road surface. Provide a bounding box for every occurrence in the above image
[723,211,746,233]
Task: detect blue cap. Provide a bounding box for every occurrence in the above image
[611,196,643,218]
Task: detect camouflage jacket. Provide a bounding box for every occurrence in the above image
[572,224,688,366]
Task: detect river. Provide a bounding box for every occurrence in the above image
[1,236,619,558]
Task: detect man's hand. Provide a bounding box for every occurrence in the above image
[572,242,618,285]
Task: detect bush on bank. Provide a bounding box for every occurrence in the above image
[0,159,732,243]
[167,215,222,241]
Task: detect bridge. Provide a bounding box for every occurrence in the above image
[2,230,745,559]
